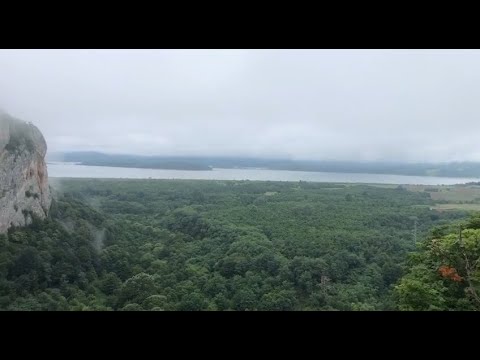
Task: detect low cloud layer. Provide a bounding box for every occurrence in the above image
[1,49,480,162]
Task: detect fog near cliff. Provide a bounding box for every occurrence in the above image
[2,49,480,162]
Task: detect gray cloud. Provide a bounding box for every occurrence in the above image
[1,49,480,162]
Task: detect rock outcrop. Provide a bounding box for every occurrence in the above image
[0,112,51,233]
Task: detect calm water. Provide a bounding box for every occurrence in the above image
[46,162,480,185]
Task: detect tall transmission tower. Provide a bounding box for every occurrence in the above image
[459,225,463,247]
[413,218,417,244]
[409,216,418,245]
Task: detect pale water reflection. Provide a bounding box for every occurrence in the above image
[46,162,480,185]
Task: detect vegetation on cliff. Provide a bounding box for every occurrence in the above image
[2,116,36,154]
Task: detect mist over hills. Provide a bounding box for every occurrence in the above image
[47,151,480,178]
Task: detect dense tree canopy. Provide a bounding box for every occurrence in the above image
[0,179,470,310]
[395,215,480,310]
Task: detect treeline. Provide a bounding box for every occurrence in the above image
[51,152,212,170]
[49,152,480,177]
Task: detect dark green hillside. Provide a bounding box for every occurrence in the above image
[0,179,468,310]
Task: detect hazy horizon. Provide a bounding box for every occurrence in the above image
[46,150,480,165]
[2,49,480,162]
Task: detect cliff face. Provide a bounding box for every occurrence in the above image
[0,112,51,233]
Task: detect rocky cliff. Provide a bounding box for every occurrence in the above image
[0,112,51,233]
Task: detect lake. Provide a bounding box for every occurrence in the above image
[46,162,480,185]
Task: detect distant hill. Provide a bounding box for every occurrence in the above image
[47,152,480,178]
[48,152,213,171]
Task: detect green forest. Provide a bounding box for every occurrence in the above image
[0,178,477,310]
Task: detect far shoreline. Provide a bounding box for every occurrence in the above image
[47,161,480,179]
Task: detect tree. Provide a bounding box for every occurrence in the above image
[121,303,143,311]
[259,290,296,311]
[99,272,122,296]
[117,273,157,308]
[143,295,168,310]
[177,292,208,311]
[395,223,480,310]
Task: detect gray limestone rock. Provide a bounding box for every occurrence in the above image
[0,112,51,233]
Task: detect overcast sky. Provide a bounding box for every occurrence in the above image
[1,49,480,162]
